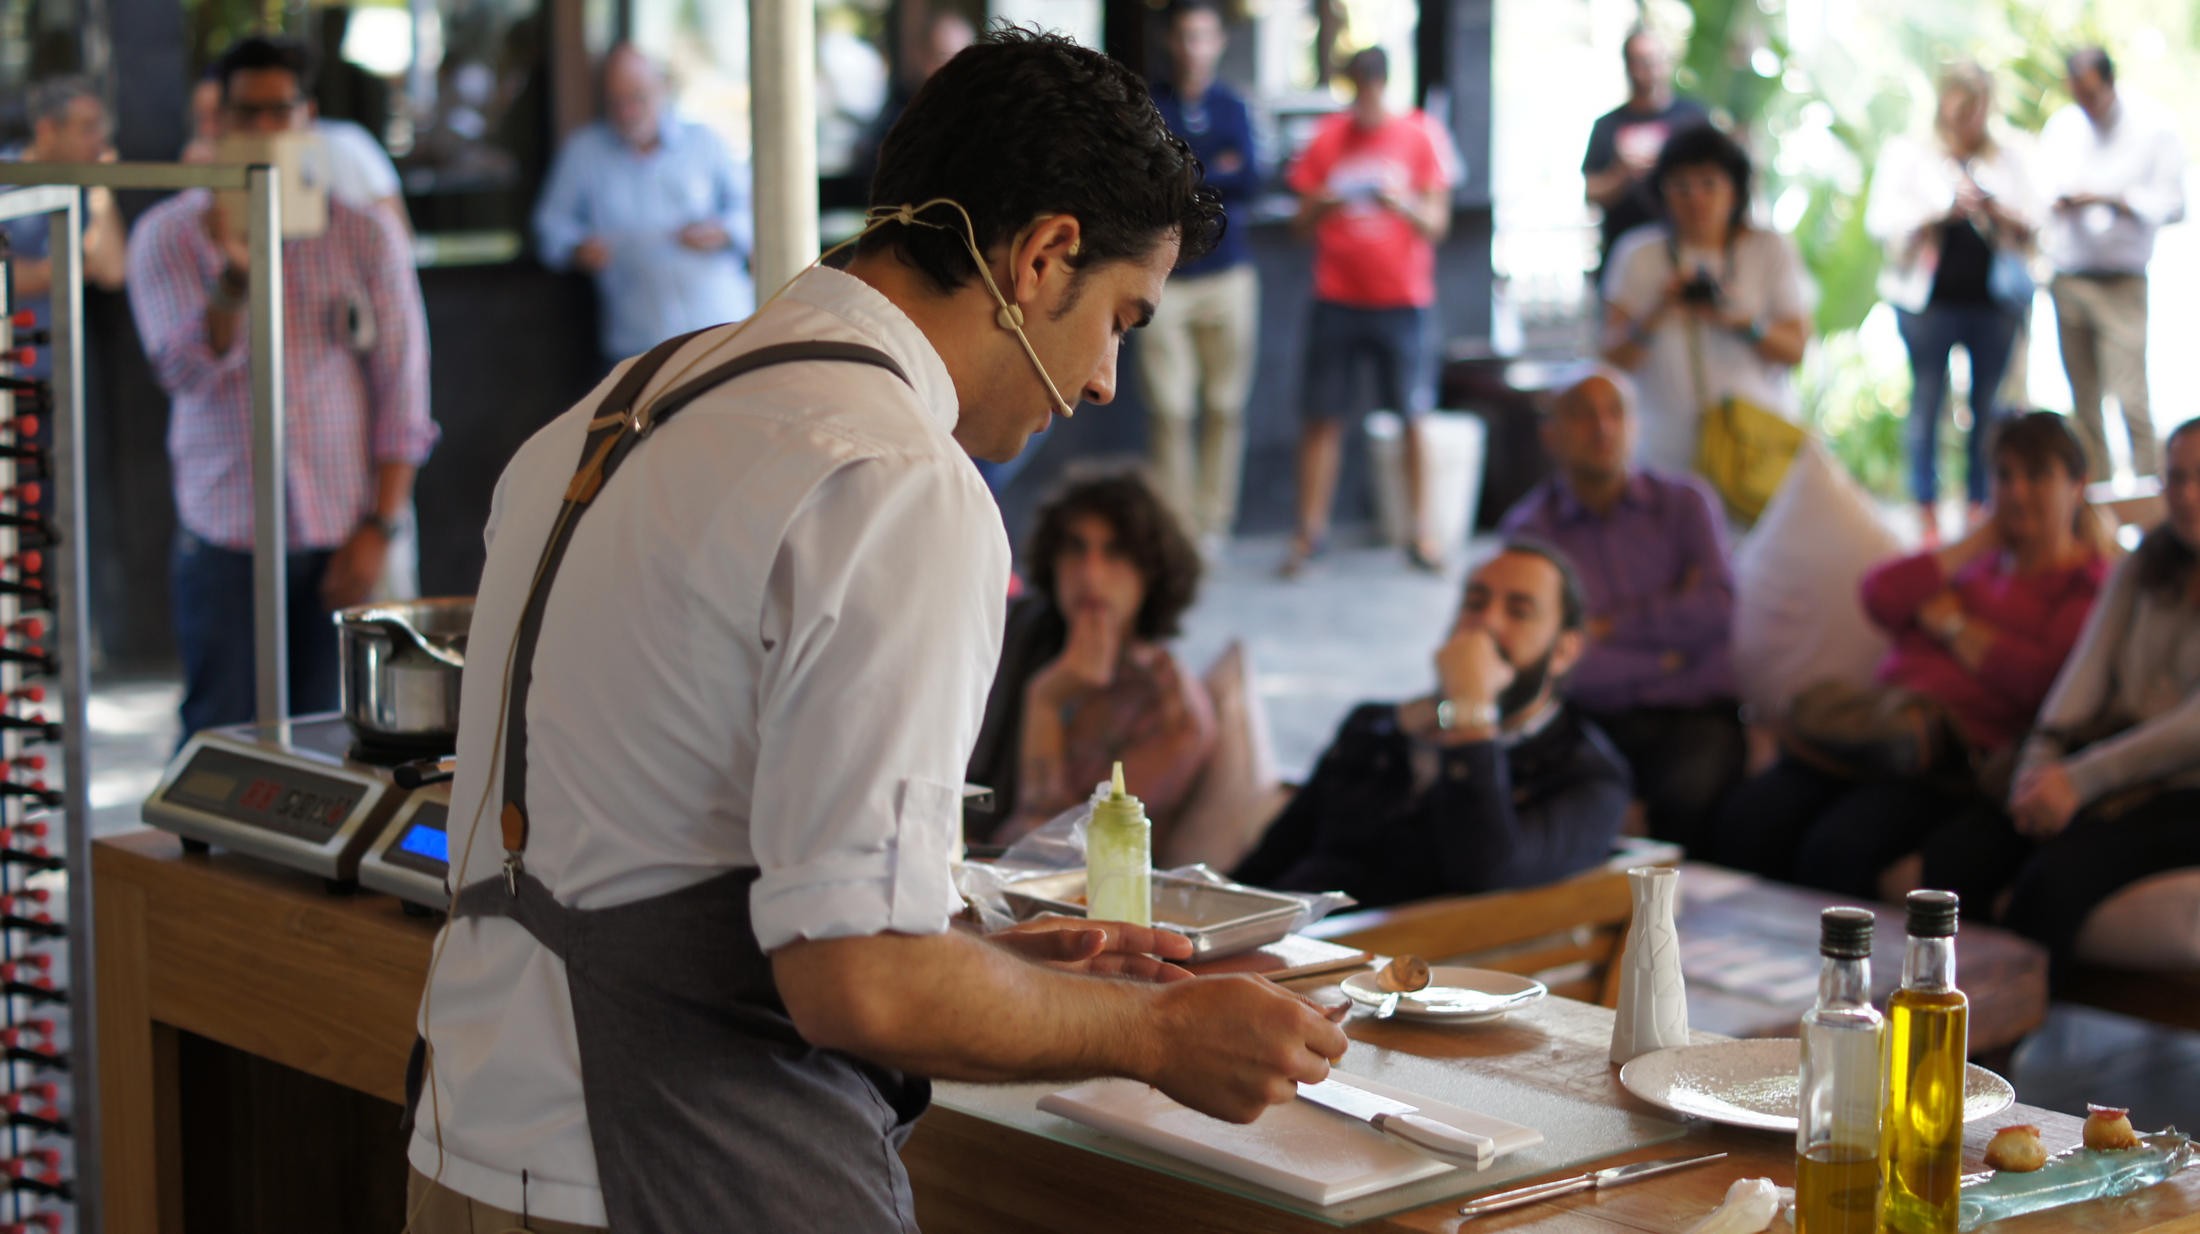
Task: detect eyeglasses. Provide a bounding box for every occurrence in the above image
[225,98,303,121]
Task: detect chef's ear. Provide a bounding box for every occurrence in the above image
[1010,214,1085,299]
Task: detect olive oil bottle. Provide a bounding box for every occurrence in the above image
[1881,890,1967,1234]
[1796,907,1882,1234]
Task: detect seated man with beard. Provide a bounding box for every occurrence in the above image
[1233,541,1633,907]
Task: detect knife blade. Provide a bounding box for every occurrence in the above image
[1457,1150,1728,1218]
[1295,1078,1495,1164]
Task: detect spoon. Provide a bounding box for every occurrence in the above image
[1371,954,1431,1020]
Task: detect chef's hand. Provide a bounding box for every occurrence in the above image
[321,523,390,610]
[1144,976,1349,1123]
[1031,607,1120,705]
[678,221,731,251]
[2010,762,2082,838]
[991,917,1196,983]
[572,236,612,273]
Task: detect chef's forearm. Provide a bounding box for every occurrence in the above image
[771,929,1161,1084]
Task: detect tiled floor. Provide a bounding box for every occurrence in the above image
[83,528,2200,1132]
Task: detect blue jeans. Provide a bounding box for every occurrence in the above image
[170,530,341,742]
[1897,303,2020,506]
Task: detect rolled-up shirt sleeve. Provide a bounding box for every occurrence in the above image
[746,452,1008,952]
[358,207,437,465]
[126,199,248,399]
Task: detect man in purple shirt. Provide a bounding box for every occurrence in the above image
[1499,366,1743,846]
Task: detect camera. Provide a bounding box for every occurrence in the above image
[1678,271,1722,306]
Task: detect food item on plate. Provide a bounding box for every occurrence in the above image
[2083,1104,2140,1151]
[1376,954,1430,994]
[1983,1125,2047,1172]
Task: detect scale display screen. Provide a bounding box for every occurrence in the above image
[162,746,371,843]
[383,802,451,876]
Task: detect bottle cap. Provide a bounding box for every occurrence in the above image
[1819,906,1875,958]
[1090,761,1145,826]
[1905,889,1959,938]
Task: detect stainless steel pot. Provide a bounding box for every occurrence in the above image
[334,597,472,750]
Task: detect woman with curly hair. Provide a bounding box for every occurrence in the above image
[968,466,1216,843]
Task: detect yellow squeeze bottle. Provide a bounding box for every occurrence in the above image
[1881,890,1968,1234]
[1084,762,1151,927]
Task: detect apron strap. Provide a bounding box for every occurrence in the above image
[497,335,912,862]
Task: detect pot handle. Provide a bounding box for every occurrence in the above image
[393,756,458,790]
[347,609,468,670]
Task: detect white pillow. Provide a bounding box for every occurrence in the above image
[1731,441,1901,719]
[1161,641,1288,872]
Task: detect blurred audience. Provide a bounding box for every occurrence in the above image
[1912,419,2200,956]
[1501,366,1741,848]
[2042,46,2187,483]
[1283,46,1459,576]
[534,43,754,371]
[128,35,435,739]
[1866,62,2040,543]
[2,75,128,386]
[1705,413,2106,898]
[1233,541,1631,907]
[1581,27,1708,290]
[1600,123,1812,482]
[965,469,1215,846]
[1142,0,1260,556]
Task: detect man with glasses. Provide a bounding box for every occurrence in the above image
[127,35,436,739]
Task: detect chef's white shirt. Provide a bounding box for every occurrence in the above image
[407,266,1009,1224]
[2039,96,2188,276]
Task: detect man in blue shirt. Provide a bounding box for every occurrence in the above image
[534,44,754,370]
[3,77,130,381]
[1142,0,1260,552]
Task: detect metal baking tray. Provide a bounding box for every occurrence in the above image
[1000,871,1304,959]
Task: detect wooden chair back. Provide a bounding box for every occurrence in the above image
[1302,866,1638,1006]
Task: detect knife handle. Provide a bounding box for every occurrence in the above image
[1371,1112,1493,1163]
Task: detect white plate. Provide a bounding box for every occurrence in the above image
[1619,1038,2015,1133]
[1338,965,1547,1023]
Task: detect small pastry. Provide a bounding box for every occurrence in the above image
[1377,954,1430,994]
[1984,1124,2048,1172]
[2084,1104,2141,1151]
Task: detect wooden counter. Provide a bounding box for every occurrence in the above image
[95,831,2200,1233]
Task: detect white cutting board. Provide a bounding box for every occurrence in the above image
[1038,1071,1543,1207]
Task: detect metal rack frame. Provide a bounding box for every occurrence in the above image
[0,161,288,1234]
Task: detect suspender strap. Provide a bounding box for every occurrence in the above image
[497,336,912,859]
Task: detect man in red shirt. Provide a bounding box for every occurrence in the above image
[1283,47,1458,575]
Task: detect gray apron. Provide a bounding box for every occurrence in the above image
[414,329,931,1231]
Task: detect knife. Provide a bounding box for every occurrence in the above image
[1456,1151,1728,1218]
[1295,1078,1495,1164]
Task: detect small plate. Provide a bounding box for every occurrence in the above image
[1619,1038,2015,1133]
[1338,965,1547,1023]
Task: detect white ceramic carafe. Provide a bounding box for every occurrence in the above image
[1609,865,1690,1065]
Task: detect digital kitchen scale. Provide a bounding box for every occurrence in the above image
[358,782,452,913]
[142,713,436,888]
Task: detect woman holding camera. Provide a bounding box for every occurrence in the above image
[1865,63,2040,545]
[1600,123,1813,480]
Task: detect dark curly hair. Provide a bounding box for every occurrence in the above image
[215,34,317,101]
[1652,122,1753,233]
[1025,466,1202,641]
[861,27,1225,296]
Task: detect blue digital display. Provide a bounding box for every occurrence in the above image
[397,823,448,864]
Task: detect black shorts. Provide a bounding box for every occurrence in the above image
[1300,301,1435,423]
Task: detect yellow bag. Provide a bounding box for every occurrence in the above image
[1686,319,1804,524]
[1696,394,1805,524]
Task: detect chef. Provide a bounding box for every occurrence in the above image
[403,29,1349,1233]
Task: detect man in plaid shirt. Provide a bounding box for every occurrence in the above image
[129,35,436,739]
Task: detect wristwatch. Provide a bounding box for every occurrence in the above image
[357,512,399,540]
[1435,698,1500,732]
